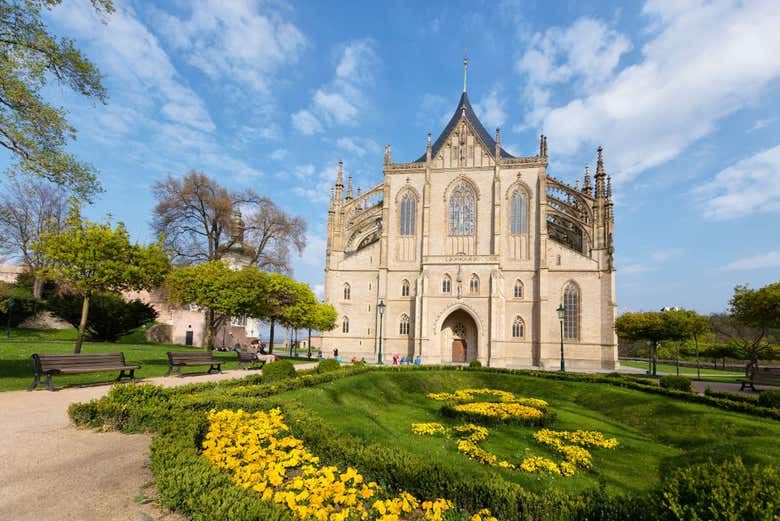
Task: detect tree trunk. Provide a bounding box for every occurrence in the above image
[694,335,701,380]
[307,328,312,359]
[268,320,275,354]
[205,308,215,351]
[652,341,659,376]
[33,276,44,300]
[74,293,90,354]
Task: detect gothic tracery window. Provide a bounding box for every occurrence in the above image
[512,317,525,338]
[510,188,528,235]
[399,314,410,335]
[401,279,410,297]
[342,316,350,334]
[514,280,524,299]
[448,183,476,236]
[343,283,350,300]
[469,275,479,294]
[563,282,580,340]
[399,192,416,236]
[442,275,452,294]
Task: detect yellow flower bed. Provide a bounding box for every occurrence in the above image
[203,408,453,521]
[426,388,547,408]
[452,402,545,422]
[411,423,448,436]
[470,509,499,521]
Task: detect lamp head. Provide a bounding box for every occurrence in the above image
[556,304,565,320]
[377,299,386,316]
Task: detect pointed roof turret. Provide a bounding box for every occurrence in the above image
[414,91,514,163]
[583,165,592,193]
[346,175,353,200]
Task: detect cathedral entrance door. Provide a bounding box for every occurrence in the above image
[452,339,466,363]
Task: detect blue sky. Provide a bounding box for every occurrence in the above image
[20,0,780,314]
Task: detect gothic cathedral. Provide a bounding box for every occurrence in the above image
[322,79,617,370]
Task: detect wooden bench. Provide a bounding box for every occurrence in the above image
[739,366,780,391]
[29,353,139,392]
[166,351,222,377]
[236,351,279,370]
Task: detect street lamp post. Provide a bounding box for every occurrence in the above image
[556,304,566,372]
[377,299,386,365]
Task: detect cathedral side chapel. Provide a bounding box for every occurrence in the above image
[322,62,617,369]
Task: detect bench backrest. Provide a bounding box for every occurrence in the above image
[167,351,216,364]
[33,353,127,373]
[236,351,258,362]
[752,367,780,383]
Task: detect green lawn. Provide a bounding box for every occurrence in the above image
[271,370,780,496]
[621,360,744,381]
[0,329,314,391]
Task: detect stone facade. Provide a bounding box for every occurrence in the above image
[322,89,618,370]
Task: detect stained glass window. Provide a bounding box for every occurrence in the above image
[512,317,525,338]
[510,188,528,235]
[400,193,416,236]
[448,183,476,236]
[563,283,579,340]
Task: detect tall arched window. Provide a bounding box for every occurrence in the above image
[514,280,524,299]
[399,314,410,335]
[510,188,528,235]
[469,275,479,294]
[342,316,350,334]
[448,183,476,236]
[512,317,525,338]
[442,275,452,294]
[399,192,416,236]
[563,282,579,340]
[343,283,350,300]
[401,279,410,297]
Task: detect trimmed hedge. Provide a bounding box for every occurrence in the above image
[659,375,692,392]
[758,390,780,409]
[317,358,341,373]
[262,359,296,382]
[67,364,780,521]
[469,360,482,368]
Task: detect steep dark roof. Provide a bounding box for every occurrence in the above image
[414,91,514,163]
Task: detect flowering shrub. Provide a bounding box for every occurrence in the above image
[427,388,525,404]
[411,423,448,436]
[451,402,545,423]
[203,408,454,520]
[470,509,498,521]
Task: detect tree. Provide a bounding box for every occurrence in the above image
[710,283,780,374]
[244,200,306,273]
[0,178,68,297]
[305,302,337,358]
[152,171,306,272]
[0,0,114,199]
[614,310,693,375]
[36,203,170,352]
[679,309,709,379]
[261,273,299,354]
[47,292,156,342]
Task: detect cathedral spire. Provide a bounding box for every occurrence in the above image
[463,51,468,93]
[426,132,432,162]
[334,160,344,203]
[336,160,343,187]
[346,175,353,200]
[595,146,606,199]
[539,134,548,158]
[583,165,592,194]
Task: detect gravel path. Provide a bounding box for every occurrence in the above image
[0,365,316,521]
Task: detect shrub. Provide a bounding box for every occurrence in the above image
[758,390,780,409]
[47,292,157,341]
[469,360,482,368]
[659,375,692,392]
[658,458,780,521]
[317,358,341,373]
[262,360,296,382]
[0,282,42,326]
[352,360,367,367]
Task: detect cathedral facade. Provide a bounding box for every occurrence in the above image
[321,88,617,370]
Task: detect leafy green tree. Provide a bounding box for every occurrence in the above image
[0,0,114,199]
[615,310,693,375]
[305,303,337,358]
[36,203,170,352]
[47,292,156,342]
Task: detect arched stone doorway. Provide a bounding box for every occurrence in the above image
[440,309,478,363]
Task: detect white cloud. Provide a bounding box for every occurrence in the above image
[748,118,774,133]
[417,93,451,129]
[291,110,322,135]
[723,250,780,270]
[151,0,306,93]
[620,263,653,275]
[335,137,380,158]
[526,0,780,181]
[651,248,682,262]
[270,148,288,161]
[292,39,379,134]
[695,144,780,220]
[313,283,325,300]
[299,234,327,266]
[473,87,507,130]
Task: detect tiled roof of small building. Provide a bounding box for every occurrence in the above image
[414,91,514,163]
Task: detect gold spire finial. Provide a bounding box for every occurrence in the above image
[463,49,468,93]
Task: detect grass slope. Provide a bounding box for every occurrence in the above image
[275,370,780,495]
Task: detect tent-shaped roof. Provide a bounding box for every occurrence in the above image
[414,91,514,163]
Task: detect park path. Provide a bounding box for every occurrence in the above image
[0,365,316,521]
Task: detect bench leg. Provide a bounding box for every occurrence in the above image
[28,374,41,391]
[165,365,173,377]
[176,366,183,378]
[129,368,136,382]
[45,374,55,392]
